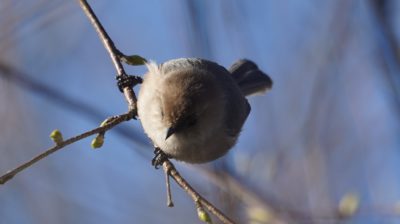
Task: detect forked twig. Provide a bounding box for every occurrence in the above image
[163,161,235,224]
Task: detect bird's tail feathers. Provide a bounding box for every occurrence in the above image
[229,59,273,96]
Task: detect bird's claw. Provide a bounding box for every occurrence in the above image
[152,147,169,169]
[116,75,143,92]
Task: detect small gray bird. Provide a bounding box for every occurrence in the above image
[137,58,272,164]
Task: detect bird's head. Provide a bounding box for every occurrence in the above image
[159,68,222,140]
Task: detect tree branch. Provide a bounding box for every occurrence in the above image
[78,0,137,114]
[78,0,237,223]
[0,112,131,185]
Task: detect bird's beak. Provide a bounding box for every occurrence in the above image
[165,127,176,140]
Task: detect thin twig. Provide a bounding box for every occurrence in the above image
[0,113,131,185]
[164,168,174,207]
[163,161,236,224]
[78,0,137,113]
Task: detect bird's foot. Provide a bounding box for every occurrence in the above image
[152,147,170,169]
[116,74,142,92]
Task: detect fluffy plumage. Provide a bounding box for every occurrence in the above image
[137,58,271,163]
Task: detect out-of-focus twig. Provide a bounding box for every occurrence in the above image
[0,61,148,147]
[368,0,400,108]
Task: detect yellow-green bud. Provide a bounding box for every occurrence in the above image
[197,207,212,223]
[338,193,359,217]
[121,54,147,65]
[50,129,63,145]
[91,135,104,149]
[247,206,272,223]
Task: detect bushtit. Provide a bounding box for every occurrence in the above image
[137,58,272,164]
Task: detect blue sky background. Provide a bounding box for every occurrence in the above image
[1,1,400,223]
